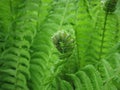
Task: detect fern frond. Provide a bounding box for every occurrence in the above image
[0,0,38,89]
[65,74,83,90]
[29,0,76,89]
[87,0,120,63]
[74,0,95,67]
[105,53,120,89]
[0,0,120,90]
[97,59,118,89]
[83,65,103,90]
[76,71,93,90]
[61,79,73,90]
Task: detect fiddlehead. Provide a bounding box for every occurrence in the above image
[52,30,75,59]
[104,0,118,13]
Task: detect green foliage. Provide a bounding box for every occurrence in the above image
[0,0,120,90]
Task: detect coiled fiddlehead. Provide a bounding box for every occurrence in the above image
[52,31,75,59]
[104,0,118,13]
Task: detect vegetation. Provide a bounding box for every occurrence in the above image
[0,0,120,90]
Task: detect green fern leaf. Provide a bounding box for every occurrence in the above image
[82,65,103,90]
[76,71,93,90]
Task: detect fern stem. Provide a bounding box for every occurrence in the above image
[36,1,41,32]
[9,0,15,21]
[58,0,69,30]
[114,15,119,42]
[9,0,13,15]
[99,12,108,60]
[74,29,80,66]
[9,1,19,89]
[84,0,92,19]
[74,1,80,68]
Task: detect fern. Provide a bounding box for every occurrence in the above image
[0,0,120,90]
[74,0,95,67]
[76,71,93,90]
[82,0,120,64]
[0,0,32,89]
[65,74,83,90]
[28,0,75,89]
